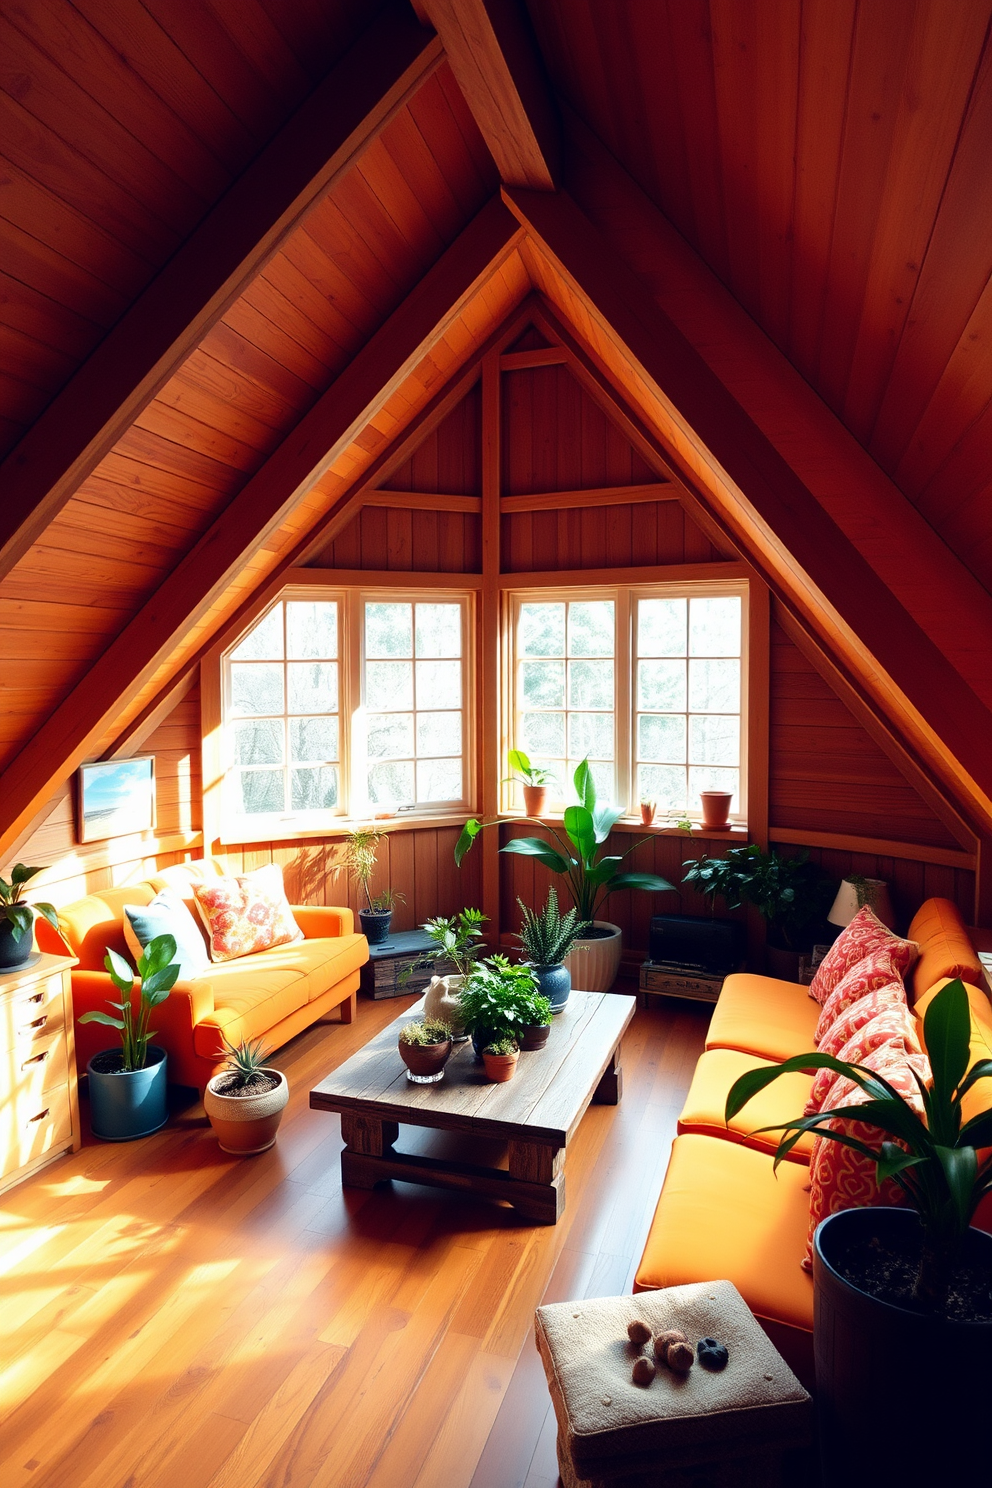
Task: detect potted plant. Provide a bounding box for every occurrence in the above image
[698,789,733,830]
[725,978,992,1483]
[397,1018,453,1083]
[482,1035,519,1083]
[516,987,554,1050]
[78,932,178,1140]
[503,748,556,816]
[682,843,833,981]
[457,760,676,992]
[458,954,539,1055]
[0,864,60,972]
[203,1035,289,1154]
[413,907,487,1038]
[340,825,404,945]
[513,888,590,1012]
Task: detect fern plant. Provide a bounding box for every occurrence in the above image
[514,888,590,966]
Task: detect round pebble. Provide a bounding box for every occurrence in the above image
[631,1356,656,1386]
[666,1340,695,1373]
[698,1342,729,1371]
[653,1329,687,1361]
[627,1319,652,1346]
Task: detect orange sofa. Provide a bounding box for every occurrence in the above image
[37,859,368,1091]
[633,898,992,1386]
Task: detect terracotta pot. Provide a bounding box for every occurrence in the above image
[423,973,468,1039]
[520,1023,551,1051]
[398,1036,452,1083]
[639,800,657,826]
[563,922,623,993]
[522,784,547,816]
[699,790,733,830]
[204,1067,289,1155]
[483,1049,519,1082]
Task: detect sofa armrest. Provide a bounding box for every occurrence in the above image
[292,905,354,938]
[71,969,215,1024]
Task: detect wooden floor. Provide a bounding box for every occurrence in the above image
[0,989,709,1488]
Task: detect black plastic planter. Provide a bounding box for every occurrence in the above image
[358,909,392,946]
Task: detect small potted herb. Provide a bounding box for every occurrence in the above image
[0,864,60,971]
[459,954,539,1055]
[513,889,590,1012]
[341,825,404,945]
[203,1035,289,1154]
[482,1035,519,1083]
[79,933,178,1141]
[414,908,488,1038]
[516,987,554,1050]
[397,1018,453,1083]
[503,748,556,816]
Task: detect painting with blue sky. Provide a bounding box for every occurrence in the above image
[79,757,156,842]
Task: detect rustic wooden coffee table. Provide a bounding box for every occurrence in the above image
[310,989,636,1223]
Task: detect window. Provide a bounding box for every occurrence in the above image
[508,583,746,820]
[221,589,472,831]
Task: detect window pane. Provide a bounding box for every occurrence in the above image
[568,659,613,709]
[522,660,564,708]
[365,602,412,658]
[688,658,739,712]
[416,659,460,708]
[638,764,687,811]
[689,596,740,657]
[520,602,565,657]
[568,711,613,759]
[522,710,565,756]
[286,601,337,659]
[417,758,462,801]
[369,760,414,804]
[417,711,461,757]
[230,663,283,717]
[689,766,738,812]
[291,766,338,810]
[237,769,285,814]
[234,719,283,766]
[288,661,337,714]
[231,605,283,661]
[638,659,686,711]
[366,660,413,710]
[568,600,613,657]
[638,713,686,764]
[367,712,414,760]
[638,598,686,657]
[291,716,338,764]
[415,603,461,658]
[689,714,739,766]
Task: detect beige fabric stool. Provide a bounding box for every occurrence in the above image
[534,1280,813,1488]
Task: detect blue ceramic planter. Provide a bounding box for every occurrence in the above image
[87,1045,168,1141]
[534,963,570,1012]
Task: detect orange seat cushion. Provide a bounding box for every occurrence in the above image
[705,973,819,1062]
[634,1135,814,1353]
[906,898,983,999]
[193,966,308,1058]
[678,1049,815,1161]
[242,932,368,1002]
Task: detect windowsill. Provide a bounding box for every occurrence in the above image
[216,811,473,846]
[497,811,748,840]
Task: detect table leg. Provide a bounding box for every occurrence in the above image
[340,1112,399,1189]
[507,1140,565,1223]
[593,1044,623,1105]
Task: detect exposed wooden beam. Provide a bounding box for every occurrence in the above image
[768,828,977,873]
[363,491,481,513]
[500,562,749,589]
[499,347,568,370]
[286,568,482,591]
[109,667,198,761]
[419,0,559,188]
[504,184,992,829]
[499,482,674,514]
[0,1,442,584]
[0,197,522,858]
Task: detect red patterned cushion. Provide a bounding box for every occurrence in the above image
[192,864,303,963]
[808,905,917,1006]
[814,947,909,1043]
[802,1041,931,1270]
[807,1000,921,1113]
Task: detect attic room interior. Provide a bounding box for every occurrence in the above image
[2,0,992,1484]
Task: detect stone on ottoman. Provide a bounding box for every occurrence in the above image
[534,1280,813,1488]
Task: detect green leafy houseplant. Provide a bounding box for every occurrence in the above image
[218,1035,273,1091]
[514,889,590,967]
[725,979,992,1314]
[79,933,180,1071]
[406,908,488,980]
[458,955,540,1045]
[340,826,405,914]
[484,1035,519,1056]
[399,1018,452,1047]
[457,759,675,922]
[683,844,833,950]
[0,864,60,955]
[503,748,556,789]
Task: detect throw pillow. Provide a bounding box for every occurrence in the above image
[814,946,910,1043]
[814,980,909,1060]
[192,863,303,964]
[801,1040,931,1271]
[808,905,917,1006]
[806,1000,922,1113]
[123,888,210,982]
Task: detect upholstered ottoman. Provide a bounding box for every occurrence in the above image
[534,1280,813,1488]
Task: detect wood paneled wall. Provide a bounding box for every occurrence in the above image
[314,506,482,571]
[771,840,974,935]
[501,363,655,494]
[501,499,725,572]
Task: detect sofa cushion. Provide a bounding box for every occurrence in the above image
[705,973,819,1062]
[815,981,909,1060]
[123,889,210,981]
[678,1048,815,1161]
[906,898,984,999]
[55,883,157,969]
[193,864,303,963]
[229,933,368,1003]
[807,1002,922,1114]
[808,905,917,1006]
[813,950,909,1043]
[193,965,309,1059]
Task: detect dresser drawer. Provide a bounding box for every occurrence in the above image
[0,1084,73,1179]
[0,974,66,1055]
[2,1025,69,1104]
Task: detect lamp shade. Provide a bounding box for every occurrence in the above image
[828,878,895,930]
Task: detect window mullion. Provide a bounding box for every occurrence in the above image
[615,587,631,815]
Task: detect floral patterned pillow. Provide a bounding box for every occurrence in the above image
[808,905,917,1006]
[192,864,303,963]
[807,1000,922,1113]
[801,1041,931,1271]
[813,948,910,1044]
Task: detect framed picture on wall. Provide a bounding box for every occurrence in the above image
[78,757,156,843]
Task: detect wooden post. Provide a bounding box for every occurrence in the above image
[480,348,502,942]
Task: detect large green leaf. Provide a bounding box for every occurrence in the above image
[143,964,180,999]
[923,978,971,1135]
[4,904,34,941]
[500,837,571,874]
[455,819,483,866]
[138,933,178,979]
[585,856,624,886]
[33,902,61,933]
[78,1010,126,1029]
[727,1051,882,1121]
[563,805,596,865]
[592,803,624,844]
[573,759,596,813]
[608,872,675,894]
[104,946,135,993]
[934,1144,978,1229]
[507,749,530,776]
[11,864,42,886]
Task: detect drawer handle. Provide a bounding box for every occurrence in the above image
[25,992,44,1005]
[21,1051,50,1070]
[28,1108,50,1123]
[19,1015,48,1034]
